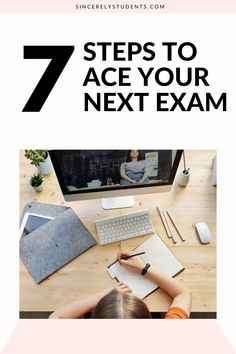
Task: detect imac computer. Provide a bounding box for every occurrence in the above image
[49,150,183,209]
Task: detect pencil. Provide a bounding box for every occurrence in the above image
[157,206,176,244]
[157,206,172,238]
[122,252,146,260]
[163,211,177,244]
[166,210,186,242]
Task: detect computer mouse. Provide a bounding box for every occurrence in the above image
[195,222,211,244]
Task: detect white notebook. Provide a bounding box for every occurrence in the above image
[107,234,184,299]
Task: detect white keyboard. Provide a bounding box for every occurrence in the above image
[95,209,154,245]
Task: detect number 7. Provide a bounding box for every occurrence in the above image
[22,46,74,112]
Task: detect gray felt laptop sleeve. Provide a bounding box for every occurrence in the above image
[20,202,96,283]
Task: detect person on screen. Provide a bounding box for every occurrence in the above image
[49,251,191,319]
[120,150,150,185]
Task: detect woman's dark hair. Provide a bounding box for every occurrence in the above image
[126,150,143,162]
[91,289,152,319]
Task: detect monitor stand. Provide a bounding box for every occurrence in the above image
[102,196,134,210]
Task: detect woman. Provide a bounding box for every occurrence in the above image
[49,251,191,319]
[120,150,149,185]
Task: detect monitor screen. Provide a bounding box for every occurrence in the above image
[49,150,183,205]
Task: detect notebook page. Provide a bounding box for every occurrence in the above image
[107,260,157,298]
[107,234,184,299]
[136,235,184,276]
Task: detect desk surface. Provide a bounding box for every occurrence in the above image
[20,150,216,313]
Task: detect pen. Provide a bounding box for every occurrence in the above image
[108,251,146,268]
[122,251,146,260]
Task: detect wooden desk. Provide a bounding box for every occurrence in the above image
[20,150,216,313]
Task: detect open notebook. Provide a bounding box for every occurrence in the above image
[107,234,184,299]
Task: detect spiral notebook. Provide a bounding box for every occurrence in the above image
[107,234,184,299]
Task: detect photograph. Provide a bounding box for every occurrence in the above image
[19,149,216,319]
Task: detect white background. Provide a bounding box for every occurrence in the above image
[0,13,235,351]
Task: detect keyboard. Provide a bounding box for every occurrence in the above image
[95,209,154,245]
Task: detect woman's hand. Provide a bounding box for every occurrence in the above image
[99,282,132,299]
[116,282,132,293]
[117,251,144,272]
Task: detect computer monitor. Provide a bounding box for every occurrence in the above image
[49,150,183,209]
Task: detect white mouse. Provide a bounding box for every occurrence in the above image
[195,222,211,244]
